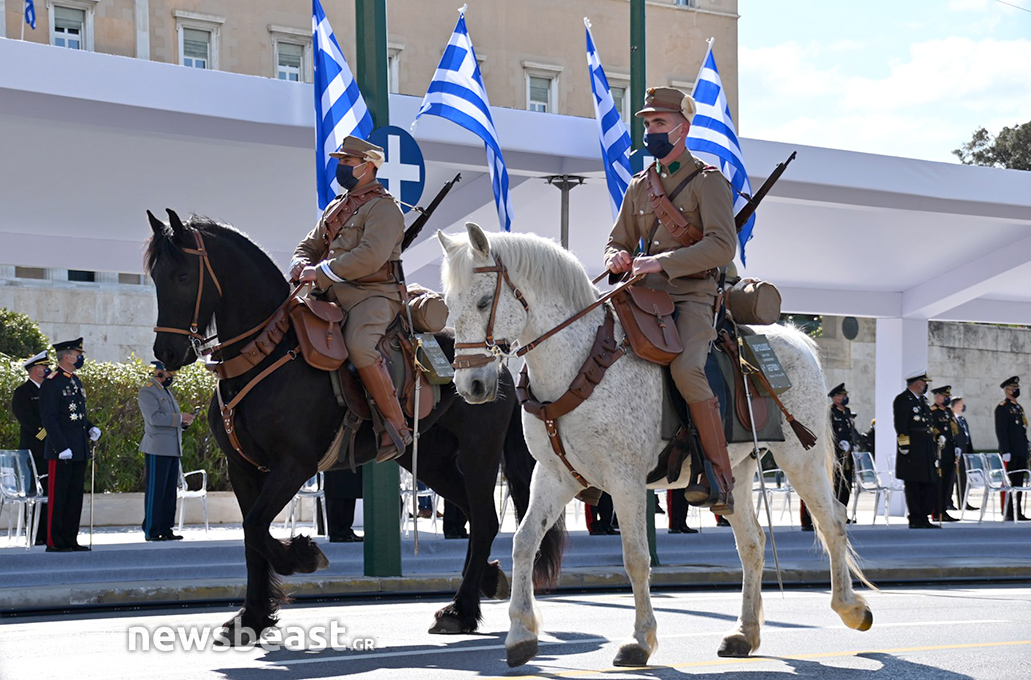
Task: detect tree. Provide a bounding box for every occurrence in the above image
[0,307,49,359]
[953,121,1031,171]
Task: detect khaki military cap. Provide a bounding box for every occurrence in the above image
[329,135,385,168]
[635,86,697,123]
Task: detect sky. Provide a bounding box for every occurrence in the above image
[737,0,1031,164]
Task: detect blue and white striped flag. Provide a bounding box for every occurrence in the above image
[414,9,512,231]
[687,42,755,264]
[585,20,632,221]
[312,0,373,210]
[25,0,36,30]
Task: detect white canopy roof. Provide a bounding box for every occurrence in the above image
[3,37,1031,324]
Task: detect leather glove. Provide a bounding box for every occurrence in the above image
[58,449,73,460]
[89,426,102,442]
[1003,453,1012,463]
[839,440,851,453]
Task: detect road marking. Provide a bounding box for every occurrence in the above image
[495,640,1031,679]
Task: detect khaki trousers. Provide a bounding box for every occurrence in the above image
[343,296,402,368]
[669,298,717,404]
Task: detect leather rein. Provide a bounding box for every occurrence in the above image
[451,253,643,489]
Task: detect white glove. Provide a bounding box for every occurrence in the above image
[839,440,851,453]
[1003,453,1012,463]
[58,449,73,460]
[89,427,101,442]
[937,435,946,447]
[955,447,962,457]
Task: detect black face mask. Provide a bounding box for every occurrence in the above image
[73,354,85,370]
[642,123,682,159]
[161,376,174,388]
[943,396,951,406]
[335,162,364,192]
[41,367,51,378]
[841,396,849,406]
[921,384,928,395]
[1013,388,1021,399]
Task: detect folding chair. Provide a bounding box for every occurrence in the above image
[850,451,902,525]
[399,469,438,536]
[284,472,327,537]
[959,454,989,522]
[983,453,1031,523]
[177,467,209,534]
[0,450,46,550]
[754,468,794,525]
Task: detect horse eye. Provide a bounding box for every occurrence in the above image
[476,295,491,311]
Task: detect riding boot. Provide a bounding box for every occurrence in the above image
[684,397,736,515]
[357,357,413,462]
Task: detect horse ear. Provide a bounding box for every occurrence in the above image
[147,210,166,237]
[437,230,463,257]
[465,222,490,258]
[166,209,187,240]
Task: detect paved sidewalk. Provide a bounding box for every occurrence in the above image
[2,493,1028,612]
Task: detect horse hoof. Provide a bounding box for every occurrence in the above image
[429,615,471,635]
[857,608,874,632]
[613,643,650,667]
[717,634,754,658]
[506,639,539,667]
[493,570,511,600]
[314,549,330,571]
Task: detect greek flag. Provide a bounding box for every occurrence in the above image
[25,0,36,30]
[414,9,512,231]
[585,20,632,221]
[686,42,755,264]
[312,0,373,210]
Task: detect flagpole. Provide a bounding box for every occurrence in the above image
[692,37,715,98]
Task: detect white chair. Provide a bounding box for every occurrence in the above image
[0,450,46,550]
[983,453,1031,523]
[959,453,989,522]
[754,468,794,525]
[284,472,327,537]
[177,467,209,534]
[850,451,902,525]
[399,469,438,536]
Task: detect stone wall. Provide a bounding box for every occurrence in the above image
[816,316,1029,452]
[0,277,157,363]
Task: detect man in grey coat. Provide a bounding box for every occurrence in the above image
[139,361,195,541]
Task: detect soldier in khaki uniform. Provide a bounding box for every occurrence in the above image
[605,86,738,513]
[291,136,412,462]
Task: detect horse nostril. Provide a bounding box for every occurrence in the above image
[472,379,485,396]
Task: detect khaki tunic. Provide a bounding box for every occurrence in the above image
[293,182,405,368]
[604,153,737,402]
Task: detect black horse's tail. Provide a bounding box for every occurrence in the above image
[502,408,568,591]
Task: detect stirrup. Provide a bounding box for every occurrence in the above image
[684,460,721,507]
[375,421,411,463]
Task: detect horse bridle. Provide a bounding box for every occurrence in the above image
[452,253,529,370]
[153,230,224,356]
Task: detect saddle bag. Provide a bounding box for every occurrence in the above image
[287,295,349,371]
[406,284,449,333]
[726,278,782,325]
[611,285,683,365]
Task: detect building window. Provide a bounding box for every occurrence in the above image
[523,61,563,114]
[388,44,404,94]
[182,29,210,69]
[277,42,303,81]
[674,0,699,7]
[68,270,95,282]
[269,25,313,83]
[48,1,96,51]
[174,10,224,71]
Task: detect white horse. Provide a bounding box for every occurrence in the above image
[438,223,874,668]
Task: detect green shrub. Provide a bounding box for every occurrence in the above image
[1,355,229,492]
[0,307,49,359]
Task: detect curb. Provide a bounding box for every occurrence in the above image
[3,562,1029,613]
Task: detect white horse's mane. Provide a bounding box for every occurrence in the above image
[441,230,599,311]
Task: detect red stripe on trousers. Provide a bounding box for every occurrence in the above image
[47,459,57,548]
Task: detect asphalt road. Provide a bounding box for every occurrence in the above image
[1,584,1028,679]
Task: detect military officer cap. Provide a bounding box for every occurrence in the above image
[905,370,931,384]
[22,350,49,370]
[931,385,952,396]
[151,360,167,371]
[52,337,84,352]
[1001,376,1020,389]
[828,383,847,398]
[635,86,697,123]
[329,135,385,169]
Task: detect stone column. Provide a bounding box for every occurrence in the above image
[875,317,929,516]
[1,0,7,41]
[0,265,14,279]
[95,271,119,284]
[135,0,150,60]
[44,269,69,281]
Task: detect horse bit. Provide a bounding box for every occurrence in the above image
[152,230,224,358]
[451,253,529,370]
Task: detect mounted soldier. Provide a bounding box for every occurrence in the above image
[604,86,738,514]
[290,135,412,463]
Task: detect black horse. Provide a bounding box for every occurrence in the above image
[145,210,564,640]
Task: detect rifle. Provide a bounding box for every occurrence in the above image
[734,151,797,231]
[401,173,462,251]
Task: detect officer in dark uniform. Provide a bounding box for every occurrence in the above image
[39,338,101,551]
[994,376,1029,521]
[11,351,51,545]
[951,396,976,511]
[929,385,960,522]
[800,383,857,531]
[323,468,363,542]
[894,371,939,529]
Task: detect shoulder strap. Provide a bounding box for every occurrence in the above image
[646,166,706,248]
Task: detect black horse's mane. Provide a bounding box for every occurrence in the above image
[144,215,277,275]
